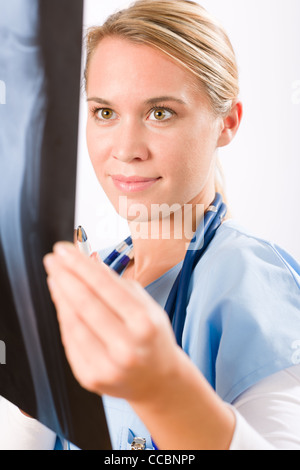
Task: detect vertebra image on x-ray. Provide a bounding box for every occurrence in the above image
[0,0,111,450]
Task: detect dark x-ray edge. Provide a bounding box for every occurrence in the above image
[0,0,111,450]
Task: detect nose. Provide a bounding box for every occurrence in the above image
[111,119,149,163]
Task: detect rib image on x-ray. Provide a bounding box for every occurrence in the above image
[0,0,111,450]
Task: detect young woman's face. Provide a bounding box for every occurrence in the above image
[86,37,223,221]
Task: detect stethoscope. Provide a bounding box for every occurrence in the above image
[103,192,227,348]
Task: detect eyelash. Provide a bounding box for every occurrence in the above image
[90,105,176,123]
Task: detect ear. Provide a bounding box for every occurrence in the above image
[217,101,243,148]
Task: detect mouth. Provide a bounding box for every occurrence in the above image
[111,175,162,193]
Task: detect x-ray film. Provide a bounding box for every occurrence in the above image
[0,0,111,450]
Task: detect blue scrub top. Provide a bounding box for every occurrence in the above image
[71,219,300,450]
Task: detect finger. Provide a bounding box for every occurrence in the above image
[45,256,133,358]
[46,242,157,326]
[90,251,102,263]
[48,274,134,396]
[47,273,107,356]
[49,276,117,394]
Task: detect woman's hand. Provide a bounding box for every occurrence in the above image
[43,242,180,404]
[43,242,236,449]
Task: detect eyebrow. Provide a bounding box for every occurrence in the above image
[86,96,187,106]
[87,97,112,105]
[144,96,187,106]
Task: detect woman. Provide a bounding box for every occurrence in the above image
[2,0,300,450]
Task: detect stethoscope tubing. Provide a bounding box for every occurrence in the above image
[101,194,227,452]
[165,194,227,347]
[103,193,227,348]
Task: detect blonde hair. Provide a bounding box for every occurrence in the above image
[84,0,240,207]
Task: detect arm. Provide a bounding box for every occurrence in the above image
[0,397,56,450]
[129,348,236,450]
[43,242,300,450]
[1,366,299,450]
[129,364,300,451]
[230,365,300,450]
[44,242,235,450]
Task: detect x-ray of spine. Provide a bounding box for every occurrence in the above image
[0,0,111,450]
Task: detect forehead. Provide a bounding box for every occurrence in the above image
[86,36,206,104]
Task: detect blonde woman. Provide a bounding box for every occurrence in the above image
[3,0,300,450]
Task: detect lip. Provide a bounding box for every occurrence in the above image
[111,175,161,193]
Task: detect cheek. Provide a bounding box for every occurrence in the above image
[162,131,210,178]
[163,130,216,200]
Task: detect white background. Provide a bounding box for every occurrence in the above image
[75,0,300,261]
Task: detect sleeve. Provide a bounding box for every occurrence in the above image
[184,229,300,404]
[0,396,57,450]
[229,364,300,450]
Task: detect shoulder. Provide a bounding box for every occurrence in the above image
[197,219,300,292]
[190,219,300,331]
[184,219,300,403]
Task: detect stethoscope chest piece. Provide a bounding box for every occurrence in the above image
[131,437,146,450]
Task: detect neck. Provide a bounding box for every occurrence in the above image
[126,187,217,283]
